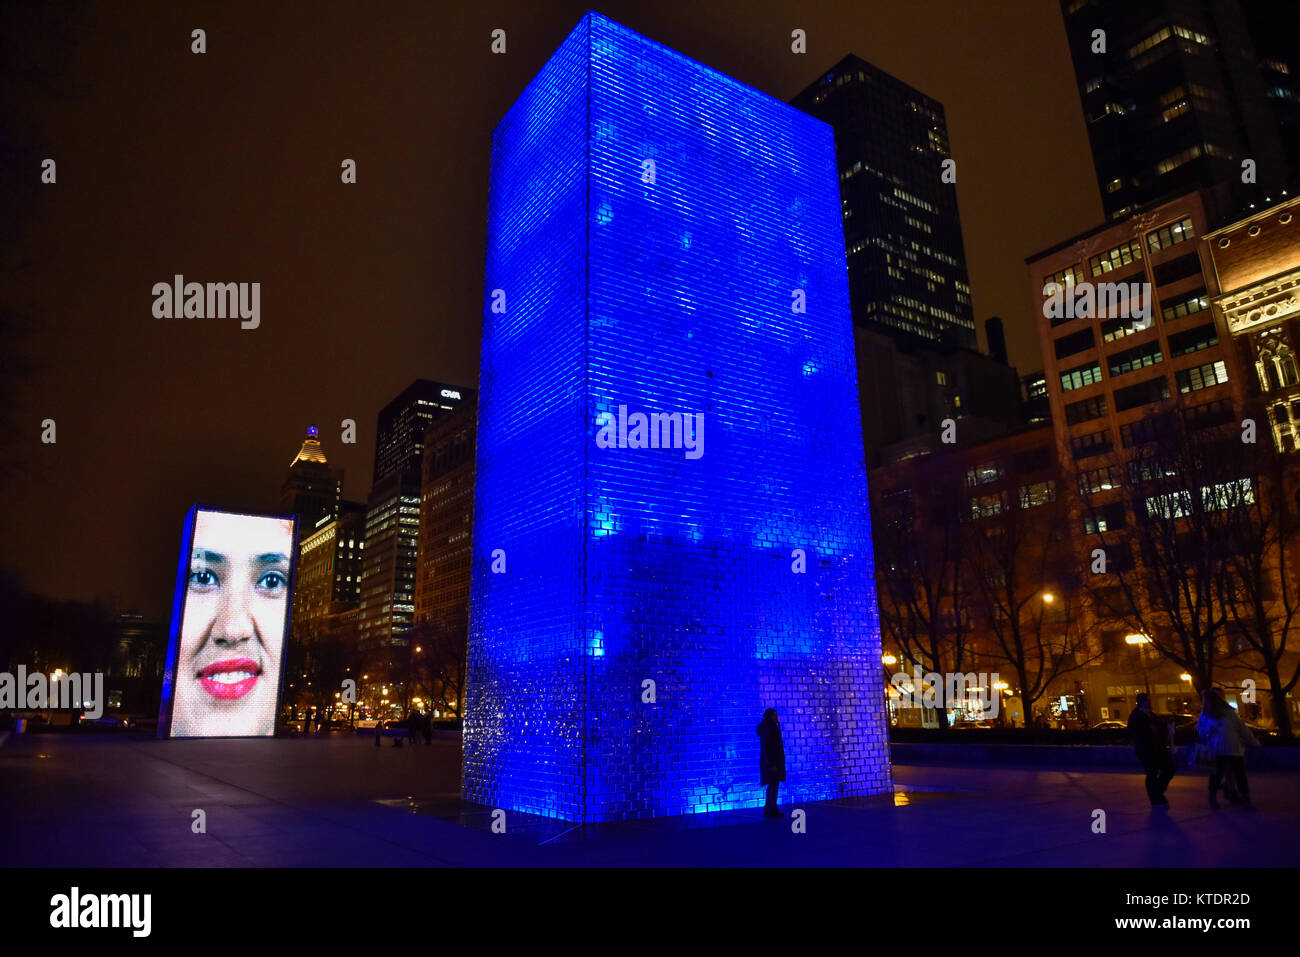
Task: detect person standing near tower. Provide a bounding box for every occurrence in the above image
[758,708,786,819]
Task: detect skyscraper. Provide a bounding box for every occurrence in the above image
[412,403,477,718]
[791,54,976,350]
[279,425,342,531]
[358,380,467,655]
[291,499,365,643]
[414,402,476,634]
[792,55,1022,466]
[372,380,465,487]
[1059,0,1299,225]
[464,12,890,823]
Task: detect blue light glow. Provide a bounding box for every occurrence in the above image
[463,11,891,823]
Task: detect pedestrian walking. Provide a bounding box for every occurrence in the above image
[1127,692,1175,806]
[1197,689,1259,809]
[757,708,785,819]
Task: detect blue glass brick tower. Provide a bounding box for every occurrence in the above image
[465,11,892,822]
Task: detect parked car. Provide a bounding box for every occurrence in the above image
[1090,720,1127,731]
[1245,723,1280,740]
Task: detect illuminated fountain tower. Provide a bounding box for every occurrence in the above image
[464,11,892,822]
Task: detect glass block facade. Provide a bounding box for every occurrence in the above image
[464,11,891,823]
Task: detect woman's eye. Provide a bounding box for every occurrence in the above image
[189,569,218,589]
[258,571,287,592]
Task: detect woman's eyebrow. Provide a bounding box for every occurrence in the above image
[252,552,291,565]
[192,550,227,564]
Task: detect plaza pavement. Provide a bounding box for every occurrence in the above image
[2,732,1296,867]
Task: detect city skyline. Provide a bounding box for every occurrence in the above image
[0,1,1095,617]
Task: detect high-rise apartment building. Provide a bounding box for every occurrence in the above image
[1060,0,1298,225]
[1027,191,1238,479]
[1026,191,1244,704]
[792,54,976,350]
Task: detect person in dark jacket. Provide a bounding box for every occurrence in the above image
[757,708,786,818]
[1127,693,1175,806]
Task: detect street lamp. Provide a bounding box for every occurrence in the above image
[1041,592,1055,604]
[49,670,65,723]
[1126,634,1153,699]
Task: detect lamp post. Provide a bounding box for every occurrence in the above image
[881,654,898,726]
[1126,634,1153,700]
[49,669,64,724]
[1032,591,1055,727]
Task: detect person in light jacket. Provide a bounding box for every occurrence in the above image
[757,708,786,819]
[1197,688,1259,809]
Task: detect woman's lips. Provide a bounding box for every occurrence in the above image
[196,657,262,701]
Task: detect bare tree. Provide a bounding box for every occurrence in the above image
[1218,407,1300,738]
[872,449,972,730]
[964,471,1100,727]
[1082,403,1241,693]
[287,617,362,724]
[407,604,468,719]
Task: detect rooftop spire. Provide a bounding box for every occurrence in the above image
[289,425,328,467]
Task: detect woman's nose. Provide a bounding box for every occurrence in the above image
[212,585,255,643]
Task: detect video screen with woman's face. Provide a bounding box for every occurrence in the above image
[166,510,295,738]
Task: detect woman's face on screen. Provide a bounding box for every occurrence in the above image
[171,512,293,738]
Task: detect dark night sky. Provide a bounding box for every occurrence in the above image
[0,1,1100,619]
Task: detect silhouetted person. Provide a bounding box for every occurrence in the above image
[1198,689,1258,809]
[304,707,313,736]
[422,710,432,746]
[757,708,785,819]
[373,717,382,747]
[1128,692,1175,806]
